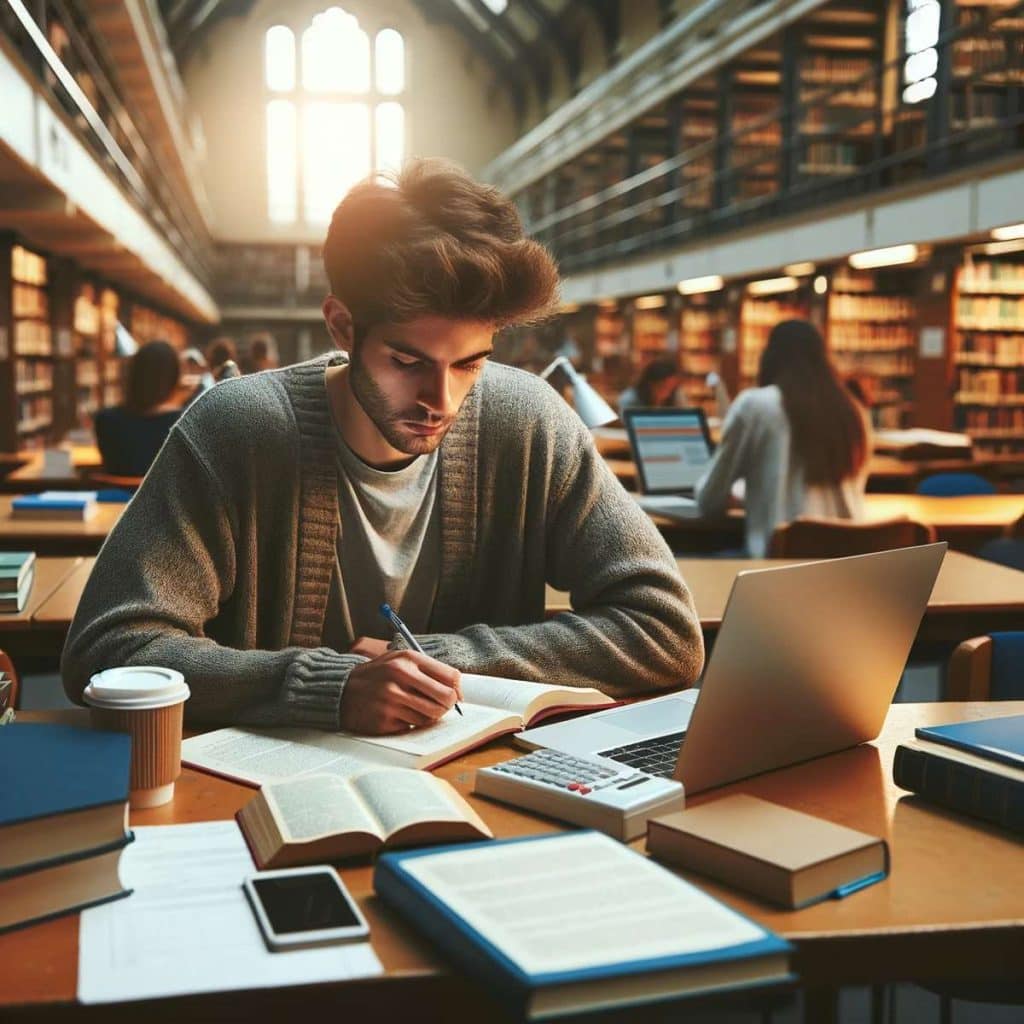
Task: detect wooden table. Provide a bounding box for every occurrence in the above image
[1,445,104,493]
[606,454,1024,494]
[645,493,1024,552]
[5,701,1022,1021]
[0,496,126,556]
[547,551,1024,649]
[0,557,95,663]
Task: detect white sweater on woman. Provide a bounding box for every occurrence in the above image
[694,385,868,557]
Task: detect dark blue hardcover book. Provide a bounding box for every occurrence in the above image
[0,723,131,827]
[374,832,793,1020]
[916,714,1024,771]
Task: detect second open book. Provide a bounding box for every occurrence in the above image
[183,673,617,787]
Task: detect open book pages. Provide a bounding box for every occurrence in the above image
[238,768,493,868]
[183,673,615,786]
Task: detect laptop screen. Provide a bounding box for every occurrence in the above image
[625,408,714,494]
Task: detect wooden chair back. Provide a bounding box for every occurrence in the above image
[84,472,144,491]
[0,649,19,712]
[768,516,937,558]
[947,632,1024,700]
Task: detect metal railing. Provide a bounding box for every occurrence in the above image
[1,0,213,286]
[523,1,1024,275]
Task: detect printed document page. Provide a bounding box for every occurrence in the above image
[182,727,381,785]
[400,832,765,976]
[78,821,382,1003]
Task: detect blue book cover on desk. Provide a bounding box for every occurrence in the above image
[0,723,131,878]
[11,491,95,512]
[916,714,1024,771]
[375,832,793,1020]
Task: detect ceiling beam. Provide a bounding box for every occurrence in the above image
[410,0,528,119]
[517,0,582,93]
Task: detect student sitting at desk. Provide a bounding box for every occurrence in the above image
[62,159,703,736]
[93,340,183,478]
[694,319,870,557]
[618,358,683,415]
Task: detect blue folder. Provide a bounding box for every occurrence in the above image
[374,832,793,1019]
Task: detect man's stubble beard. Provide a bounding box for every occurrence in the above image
[348,347,454,456]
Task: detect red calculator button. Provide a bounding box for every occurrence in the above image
[578,786,592,795]
[568,782,580,791]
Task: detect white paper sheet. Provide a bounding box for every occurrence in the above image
[78,821,382,1003]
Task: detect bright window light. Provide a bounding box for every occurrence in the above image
[849,244,918,269]
[303,101,370,223]
[678,275,723,295]
[303,7,369,92]
[265,25,295,92]
[376,29,405,94]
[266,100,297,223]
[376,101,405,174]
[813,275,829,295]
[481,0,507,12]
[903,0,940,104]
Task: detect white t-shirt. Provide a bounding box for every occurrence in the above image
[325,433,442,646]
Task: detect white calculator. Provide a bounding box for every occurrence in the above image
[474,749,685,841]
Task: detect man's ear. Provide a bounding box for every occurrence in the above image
[322,295,355,351]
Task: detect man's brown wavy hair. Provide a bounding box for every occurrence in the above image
[322,159,560,338]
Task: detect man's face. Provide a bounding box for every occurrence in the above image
[348,316,494,456]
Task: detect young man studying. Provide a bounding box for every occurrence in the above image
[62,160,703,735]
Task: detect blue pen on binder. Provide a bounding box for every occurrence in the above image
[380,603,463,716]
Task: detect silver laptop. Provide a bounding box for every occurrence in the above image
[623,407,714,520]
[519,543,946,794]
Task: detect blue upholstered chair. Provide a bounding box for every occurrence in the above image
[916,472,996,497]
[947,631,1024,700]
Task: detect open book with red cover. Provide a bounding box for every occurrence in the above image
[182,674,619,787]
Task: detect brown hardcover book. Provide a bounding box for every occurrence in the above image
[647,795,888,909]
[237,767,494,868]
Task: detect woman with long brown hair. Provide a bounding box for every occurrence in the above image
[695,319,870,556]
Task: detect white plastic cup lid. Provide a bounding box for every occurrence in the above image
[84,667,190,710]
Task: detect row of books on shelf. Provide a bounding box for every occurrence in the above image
[13,320,52,355]
[833,352,914,376]
[11,245,46,285]
[14,360,53,391]
[12,283,48,319]
[956,295,1024,329]
[956,367,1024,399]
[956,332,1024,363]
[829,324,915,348]
[0,551,35,613]
[959,260,1024,294]
[800,55,873,85]
[17,396,53,434]
[829,294,914,321]
[961,407,1024,435]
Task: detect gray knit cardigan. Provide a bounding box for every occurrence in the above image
[62,354,704,729]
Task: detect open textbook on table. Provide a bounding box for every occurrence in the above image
[183,674,617,785]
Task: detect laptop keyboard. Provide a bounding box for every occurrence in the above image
[597,731,686,778]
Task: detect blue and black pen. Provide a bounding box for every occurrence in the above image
[379,603,463,716]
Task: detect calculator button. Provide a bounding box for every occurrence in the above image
[578,786,592,795]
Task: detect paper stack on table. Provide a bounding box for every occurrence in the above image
[78,821,382,1004]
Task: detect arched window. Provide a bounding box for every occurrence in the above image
[264,9,406,225]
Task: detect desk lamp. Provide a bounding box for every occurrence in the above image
[539,356,618,429]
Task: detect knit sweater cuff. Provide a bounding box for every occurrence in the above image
[284,647,361,729]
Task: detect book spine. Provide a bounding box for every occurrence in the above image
[374,859,529,1013]
[893,745,1024,834]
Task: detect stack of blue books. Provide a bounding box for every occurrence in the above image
[0,723,134,932]
[893,714,1024,833]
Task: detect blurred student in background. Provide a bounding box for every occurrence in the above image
[243,332,279,374]
[205,336,241,381]
[695,319,870,557]
[94,340,182,477]
[618,357,683,415]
